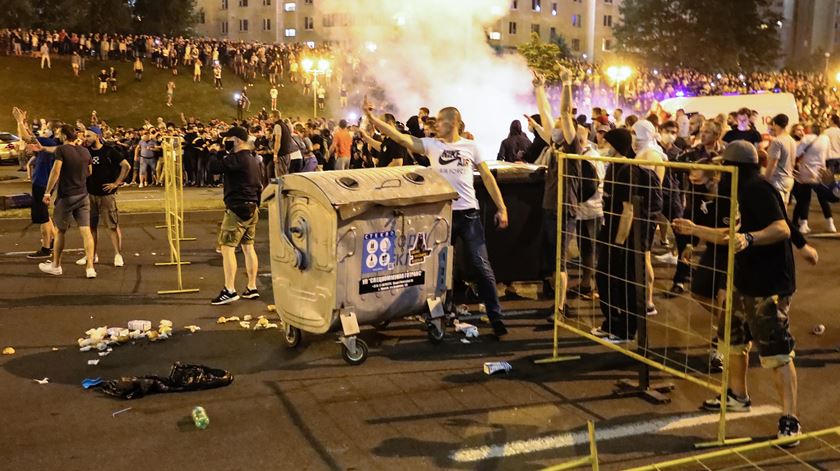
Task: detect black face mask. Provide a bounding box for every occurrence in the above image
[224,140,234,152]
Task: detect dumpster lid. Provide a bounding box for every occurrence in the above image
[282,166,459,220]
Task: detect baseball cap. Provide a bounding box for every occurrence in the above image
[721,140,758,164]
[221,126,249,141]
[87,126,103,137]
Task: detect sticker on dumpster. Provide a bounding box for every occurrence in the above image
[408,232,432,266]
[360,270,425,294]
[362,231,396,274]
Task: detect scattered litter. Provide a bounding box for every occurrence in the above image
[51,347,59,351]
[151,252,157,256]
[192,406,210,429]
[88,359,100,366]
[127,320,152,332]
[478,303,487,314]
[460,338,471,344]
[79,346,93,352]
[112,407,132,417]
[200,277,204,280]
[243,314,253,322]
[99,363,234,400]
[483,361,512,375]
[82,377,103,389]
[239,321,251,329]
[254,316,278,330]
[98,349,113,357]
[454,320,479,338]
[267,305,276,313]
[813,324,826,336]
[216,316,241,324]
[455,304,471,317]
[2,347,15,355]
[134,253,140,257]
[34,377,49,385]
[185,325,201,333]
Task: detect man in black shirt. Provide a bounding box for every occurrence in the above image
[359,114,408,167]
[79,126,130,268]
[722,108,762,146]
[208,126,262,305]
[674,141,818,446]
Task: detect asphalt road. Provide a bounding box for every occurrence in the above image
[1,209,839,470]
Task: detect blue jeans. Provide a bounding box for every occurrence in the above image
[453,209,502,323]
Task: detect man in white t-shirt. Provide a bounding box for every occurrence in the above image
[363,97,510,337]
[825,114,840,175]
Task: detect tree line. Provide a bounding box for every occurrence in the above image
[1,0,199,37]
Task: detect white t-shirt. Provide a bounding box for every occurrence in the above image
[795,134,828,184]
[824,126,840,160]
[422,138,484,211]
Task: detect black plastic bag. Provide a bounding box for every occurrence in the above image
[99,362,234,400]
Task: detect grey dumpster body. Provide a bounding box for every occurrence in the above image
[262,166,458,365]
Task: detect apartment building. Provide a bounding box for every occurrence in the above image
[194,0,622,60]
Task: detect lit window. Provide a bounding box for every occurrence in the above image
[284,2,296,11]
[552,2,557,15]
[572,14,582,27]
[532,0,540,11]
[489,31,501,40]
[285,28,297,37]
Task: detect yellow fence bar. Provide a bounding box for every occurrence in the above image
[156,136,199,295]
[624,425,840,470]
[537,151,742,447]
[542,421,600,471]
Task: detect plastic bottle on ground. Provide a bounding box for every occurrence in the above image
[191,406,210,429]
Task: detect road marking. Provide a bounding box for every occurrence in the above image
[449,405,781,463]
[3,248,84,256]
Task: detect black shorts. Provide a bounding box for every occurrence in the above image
[31,185,50,225]
[690,244,729,300]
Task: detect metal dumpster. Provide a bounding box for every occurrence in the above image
[262,166,458,365]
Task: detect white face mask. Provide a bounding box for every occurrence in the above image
[659,133,675,145]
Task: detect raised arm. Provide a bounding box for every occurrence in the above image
[555,65,576,145]
[359,129,382,152]
[363,96,425,155]
[532,74,556,145]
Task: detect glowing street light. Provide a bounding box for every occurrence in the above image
[302,57,331,118]
[835,71,840,83]
[606,65,632,107]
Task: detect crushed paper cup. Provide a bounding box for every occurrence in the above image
[483,361,512,375]
[813,324,826,336]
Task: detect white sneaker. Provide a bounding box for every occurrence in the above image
[86,268,97,279]
[826,218,837,233]
[139,183,145,188]
[799,221,811,235]
[38,262,62,276]
[76,255,99,266]
[655,252,679,265]
[114,254,124,267]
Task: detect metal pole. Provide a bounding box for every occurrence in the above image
[313,72,318,118]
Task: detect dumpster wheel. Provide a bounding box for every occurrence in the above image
[341,338,368,366]
[281,322,302,349]
[426,320,445,344]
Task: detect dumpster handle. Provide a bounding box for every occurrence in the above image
[431,216,450,245]
[338,227,357,262]
[376,178,402,190]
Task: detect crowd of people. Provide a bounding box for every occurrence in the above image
[7,25,840,448]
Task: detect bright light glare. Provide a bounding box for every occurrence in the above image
[317,59,330,72]
[365,42,378,52]
[607,65,632,82]
[348,112,358,121]
[836,71,840,83]
[301,58,314,72]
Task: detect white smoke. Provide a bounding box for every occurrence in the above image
[323,0,535,160]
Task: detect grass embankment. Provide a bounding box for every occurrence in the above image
[0,54,314,130]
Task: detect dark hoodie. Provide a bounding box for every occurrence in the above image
[498,120,532,162]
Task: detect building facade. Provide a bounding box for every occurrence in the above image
[775,0,839,66]
[194,0,622,61]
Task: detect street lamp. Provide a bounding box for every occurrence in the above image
[302,58,331,118]
[606,65,632,108]
[835,71,840,83]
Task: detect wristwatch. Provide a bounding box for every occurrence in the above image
[744,233,755,247]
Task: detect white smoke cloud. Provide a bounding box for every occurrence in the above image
[323,0,535,160]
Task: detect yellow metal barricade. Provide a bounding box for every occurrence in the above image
[155,136,199,295]
[542,421,600,471]
[538,151,743,448]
